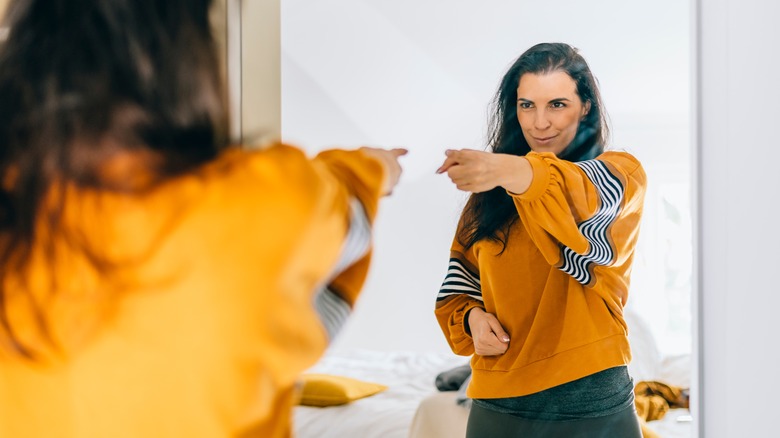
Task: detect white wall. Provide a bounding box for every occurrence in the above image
[282,0,693,355]
[697,0,780,436]
[281,0,691,355]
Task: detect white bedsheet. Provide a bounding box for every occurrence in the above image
[293,349,467,438]
[293,348,693,438]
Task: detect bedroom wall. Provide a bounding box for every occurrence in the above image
[697,0,780,436]
[280,0,692,356]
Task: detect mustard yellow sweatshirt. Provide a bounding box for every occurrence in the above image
[0,144,385,437]
[435,151,646,399]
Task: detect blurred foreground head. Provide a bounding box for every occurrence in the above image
[0,0,227,187]
[0,0,228,357]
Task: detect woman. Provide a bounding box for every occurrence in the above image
[0,1,404,436]
[435,43,646,437]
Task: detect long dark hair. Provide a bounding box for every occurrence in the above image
[0,0,227,357]
[458,42,609,251]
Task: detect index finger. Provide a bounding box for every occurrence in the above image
[436,156,460,174]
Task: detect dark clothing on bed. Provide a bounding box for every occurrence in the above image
[435,364,472,391]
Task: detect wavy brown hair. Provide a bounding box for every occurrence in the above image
[0,0,228,357]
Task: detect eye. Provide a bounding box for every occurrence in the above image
[518,102,533,110]
[550,101,567,109]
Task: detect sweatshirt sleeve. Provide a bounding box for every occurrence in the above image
[225,144,386,389]
[434,233,485,356]
[509,151,646,292]
[308,148,386,340]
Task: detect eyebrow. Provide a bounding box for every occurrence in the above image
[517,97,573,103]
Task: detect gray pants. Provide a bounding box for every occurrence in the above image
[465,402,644,438]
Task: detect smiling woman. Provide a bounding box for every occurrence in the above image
[434,42,647,438]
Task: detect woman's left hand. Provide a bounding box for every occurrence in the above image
[436,149,531,194]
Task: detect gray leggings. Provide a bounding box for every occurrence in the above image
[465,402,644,438]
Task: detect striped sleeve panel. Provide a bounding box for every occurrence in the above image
[558,159,624,286]
[436,257,483,302]
[314,286,351,340]
[313,198,371,340]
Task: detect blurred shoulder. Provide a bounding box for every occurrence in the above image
[204,142,324,192]
[213,142,311,174]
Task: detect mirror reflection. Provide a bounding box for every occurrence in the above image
[273,1,692,437]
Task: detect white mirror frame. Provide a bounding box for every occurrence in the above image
[691,0,701,436]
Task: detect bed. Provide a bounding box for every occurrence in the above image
[293,349,466,438]
[293,311,692,438]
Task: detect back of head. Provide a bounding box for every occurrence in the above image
[0,0,226,358]
[0,0,226,184]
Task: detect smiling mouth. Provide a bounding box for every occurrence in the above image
[533,135,557,143]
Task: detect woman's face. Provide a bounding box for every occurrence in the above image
[516,71,591,155]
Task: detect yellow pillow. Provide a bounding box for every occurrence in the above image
[297,373,388,407]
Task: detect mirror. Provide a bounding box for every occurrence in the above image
[237,1,694,437]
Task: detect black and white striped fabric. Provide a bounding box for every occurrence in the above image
[314,287,351,340]
[558,159,624,286]
[437,257,483,302]
[314,198,371,340]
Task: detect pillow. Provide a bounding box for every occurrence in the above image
[657,353,691,388]
[297,373,388,407]
[624,307,662,383]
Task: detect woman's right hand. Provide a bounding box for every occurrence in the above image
[360,147,407,196]
[468,307,510,356]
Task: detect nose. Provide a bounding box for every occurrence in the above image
[534,109,551,131]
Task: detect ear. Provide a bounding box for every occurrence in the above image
[581,100,592,120]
